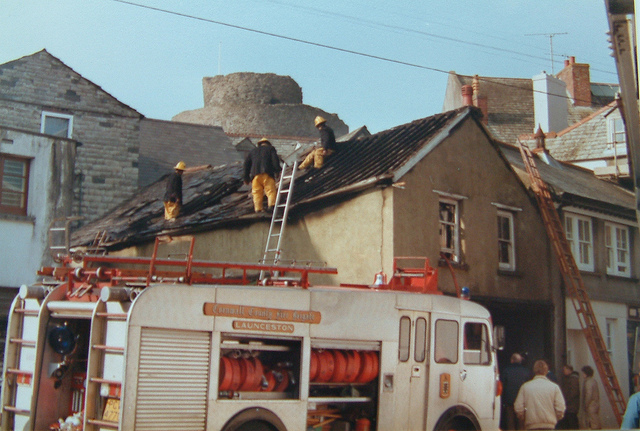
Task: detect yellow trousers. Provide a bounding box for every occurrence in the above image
[300,148,333,169]
[251,173,277,212]
[163,201,180,220]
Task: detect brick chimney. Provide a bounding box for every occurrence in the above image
[471,75,488,125]
[556,56,591,107]
[461,85,473,106]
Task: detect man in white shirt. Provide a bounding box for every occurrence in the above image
[514,360,566,430]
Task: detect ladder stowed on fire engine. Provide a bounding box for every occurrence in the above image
[517,140,627,424]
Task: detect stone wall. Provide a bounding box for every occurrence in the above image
[173,72,348,138]
[0,50,141,224]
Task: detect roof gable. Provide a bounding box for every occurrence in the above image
[0,49,141,118]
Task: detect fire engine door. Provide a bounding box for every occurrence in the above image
[395,311,429,430]
[459,319,494,420]
[427,315,461,427]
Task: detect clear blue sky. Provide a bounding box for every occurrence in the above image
[1,0,617,134]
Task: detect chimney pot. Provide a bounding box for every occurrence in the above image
[570,56,575,64]
[461,85,473,106]
[564,59,570,67]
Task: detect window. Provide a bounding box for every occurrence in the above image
[497,211,515,271]
[605,318,615,353]
[415,317,427,362]
[565,214,594,272]
[0,154,30,215]
[399,316,411,362]
[439,199,460,262]
[463,322,491,365]
[605,222,630,277]
[41,111,73,138]
[434,319,458,364]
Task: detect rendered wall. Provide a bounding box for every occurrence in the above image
[0,129,76,287]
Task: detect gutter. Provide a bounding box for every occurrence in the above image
[295,174,394,207]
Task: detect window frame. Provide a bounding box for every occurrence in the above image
[604,222,631,277]
[0,154,30,216]
[434,319,459,364]
[564,213,594,272]
[439,198,460,263]
[605,318,615,354]
[497,210,516,271]
[607,115,626,147]
[41,111,73,138]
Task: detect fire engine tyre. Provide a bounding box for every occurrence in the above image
[222,407,287,431]
[433,406,480,431]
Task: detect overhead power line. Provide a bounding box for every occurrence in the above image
[109,0,612,106]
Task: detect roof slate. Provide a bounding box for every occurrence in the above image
[71,108,469,249]
[139,118,243,186]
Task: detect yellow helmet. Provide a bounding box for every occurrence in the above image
[314,116,326,127]
[257,137,271,145]
[174,161,186,171]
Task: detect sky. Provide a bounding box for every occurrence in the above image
[1,0,618,134]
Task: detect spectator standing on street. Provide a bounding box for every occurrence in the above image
[557,364,580,430]
[514,360,565,430]
[581,365,601,429]
[501,353,531,430]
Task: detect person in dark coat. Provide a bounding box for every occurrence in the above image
[243,138,281,212]
[557,364,580,429]
[501,353,531,430]
[163,161,185,221]
[299,116,337,169]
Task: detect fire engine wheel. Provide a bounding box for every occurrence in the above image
[222,408,287,431]
[433,406,480,431]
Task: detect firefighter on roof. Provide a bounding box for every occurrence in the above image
[300,116,336,169]
[163,161,185,221]
[243,138,281,213]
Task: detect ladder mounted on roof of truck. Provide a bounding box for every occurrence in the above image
[517,140,627,425]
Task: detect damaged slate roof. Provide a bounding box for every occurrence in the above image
[501,142,636,220]
[71,107,476,250]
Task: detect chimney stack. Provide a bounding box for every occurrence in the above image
[471,76,488,125]
[461,85,473,106]
[557,56,591,107]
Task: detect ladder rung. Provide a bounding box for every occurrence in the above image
[89,377,122,386]
[14,309,39,316]
[49,227,67,232]
[92,345,125,353]
[95,312,128,320]
[10,338,36,347]
[3,405,30,415]
[87,419,118,429]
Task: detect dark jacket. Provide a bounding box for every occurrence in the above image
[501,363,531,405]
[319,124,336,152]
[163,172,182,203]
[243,144,281,183]
[560,371,580,413]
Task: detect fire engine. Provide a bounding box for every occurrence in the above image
[1,237,503,431]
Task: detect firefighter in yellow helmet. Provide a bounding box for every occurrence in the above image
[300,116,337,169]
[243,138,281,213]
[163,161,185,221]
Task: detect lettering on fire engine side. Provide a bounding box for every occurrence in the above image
[233,320,295,333]
[203,302,321,324]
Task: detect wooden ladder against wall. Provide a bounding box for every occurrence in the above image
[517,140,627,424]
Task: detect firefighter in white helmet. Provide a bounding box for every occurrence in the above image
[300,116,337,169]
[163,161,185,221]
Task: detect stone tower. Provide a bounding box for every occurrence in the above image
[173,72,348,137]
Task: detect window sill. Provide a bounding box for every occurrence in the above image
[0,213,35,223]
[497,269,523,278]
[605,273,637,282]
[438,259,469,271]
